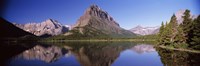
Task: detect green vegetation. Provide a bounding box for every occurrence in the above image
[158,9,200,50]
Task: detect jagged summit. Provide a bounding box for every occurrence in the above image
[129,25,160,35]
[66,4,136,38]
[74,4,119,28]
[175,9,197,24]
[14,19,69,37]
[85,4,114,21]
[135,25,143,29]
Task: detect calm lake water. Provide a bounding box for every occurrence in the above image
[1,42,200,66]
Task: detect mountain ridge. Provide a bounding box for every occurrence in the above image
[129,25,160,35]
[14,19,69,37]
[64,5,136,38]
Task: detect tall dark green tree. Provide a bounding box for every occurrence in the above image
[174,26,185,44]
[190,15,200,49]
[168,14,178,43]
[158,9,200,50]
[162,21,173,45]
[158,21,165,44]
[180,9,193,43]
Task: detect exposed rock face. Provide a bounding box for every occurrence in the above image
[0,18,35,38]
[175,9,197,24]
[14,19,69,36]
[175,9,185,24]
[73,5,119,28]
[129,25,159,35]
[66,4,136,38]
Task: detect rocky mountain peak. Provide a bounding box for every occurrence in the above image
[85,4,114,22]
[42,19,61,29]
[45,19,55,24]
[175,9,197,24]
[175,9,186,24]
[135,25,143,29]
[73,4,120,28]
[14,19,69,37]
[129,25,160,35]
[66,4,136,38]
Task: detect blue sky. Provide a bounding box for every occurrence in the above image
[2,0,200,29]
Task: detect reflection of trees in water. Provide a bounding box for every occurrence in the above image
[66,42,136,66]
[156,48,200,66]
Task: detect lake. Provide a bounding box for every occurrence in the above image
[1,42,200,66]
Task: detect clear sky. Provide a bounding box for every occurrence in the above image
[2,0,200,29]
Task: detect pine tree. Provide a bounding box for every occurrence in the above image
[168,14,178,43]
[158,21,165,44]
[180,9,193,43]
[174,26,185,44]
[162,21,173,45]
[191,15,200,49]
[160,14,178,46]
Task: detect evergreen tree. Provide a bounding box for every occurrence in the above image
[180,9,193,43]
[174,26,185,44]
[158,9,199,50]
[191,15,200,49]
[158,21,165,44]
[162,22,173,45]
[168,14,178,43]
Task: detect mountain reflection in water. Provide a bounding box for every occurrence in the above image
[130,44,155,54]
[2,42,200,66]
[16,45,68,63]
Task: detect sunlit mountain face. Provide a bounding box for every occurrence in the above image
[13,19,69,37]
[1,0,200,66]
[64,5,136,38]
[129,25,160,35]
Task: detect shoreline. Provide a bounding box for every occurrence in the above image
[40,39,157,43]
[157,45,200,53]
[41,39,157,42]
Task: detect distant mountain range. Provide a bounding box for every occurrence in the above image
[129,9,198,36]
[2,4,136,39]
[64,4,136,38]
[129,25,160,35]
[13,19,70,37]
[1,6,198,39]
